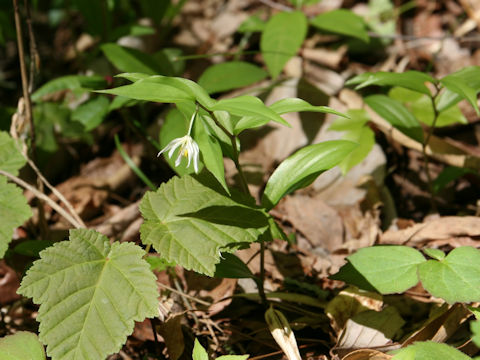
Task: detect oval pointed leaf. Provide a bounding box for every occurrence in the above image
[440,75,480,115]
[346,71,435,95]
[269,97,348,117]
[262,140,357,210]
[101,43,163,75]
[437,66,480,112]
[32,76,106,102]
[0,332,46,360]
[0,177,32,258]
[198,61,268,94]
[260,11,308,78]
[392,341,471,360]
[139,175,269,276]
[17,229,159,360]
[342,246,426,294]
[419,246,480,303]
[365,94,423,143]
[310,9,369,42]
[212,95,289,127]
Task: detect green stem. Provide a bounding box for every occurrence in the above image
[199,103,267,306]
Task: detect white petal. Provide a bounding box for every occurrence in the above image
[167,138,184,158]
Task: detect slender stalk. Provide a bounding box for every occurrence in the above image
[0,169,84,229]
[13,0,35,152]
[198,104,268,306]
[422,86,440,213]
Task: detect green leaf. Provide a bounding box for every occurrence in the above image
[262,140,357,210]
[260,11,308,78]
[472,320,480,347]
[212,95,289,127]
[214,253,255,279]
[198,61,268,94]
[218,355,249,360]
[423,248,445,261]
[193,339,209,360]
[101,43,164,75]
[98,79,193,103]
[71,96,110,131]
[0,177,32,258]
[440,75,480,115]
[432,166,474,194]
[419,246,480,303]
[0,331,46,360]
[13,240,53,257]
[269,97,348,117]
[310,9,369,42]
[436,66,480,112]
[32,75,106,102]
[194,115,229,194]
[365,95,423,143]
[329,109,370,131]
[347,71,435,95]
[0,131,26,175]
[339,125,375,174]
[237,15,265,33]
[139,175,269,276]
[391,341,471,360]
[17,229,159,360]
[338,246,426,294]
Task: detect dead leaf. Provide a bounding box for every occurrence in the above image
[341,349,392,360]
[0,260,21,304]
[158,314,185,360]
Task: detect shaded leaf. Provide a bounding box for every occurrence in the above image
[262,140,357,210]
[269,97,347,117]
[440,75,480,115]
[32,75,106,102]
[0,131,26,175]
[365,95,423,143]
[310,9,369,42]
[101,43,164,75]
[139,175,269,275]
[0,331,46,360]
[214,253,255,279]
[71,96,110,131]
[419,246,480,303]
[18,229,159,360]
[198,61,268,94]
[261,11,308,78]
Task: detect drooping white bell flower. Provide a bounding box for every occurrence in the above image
[157,110,200,173]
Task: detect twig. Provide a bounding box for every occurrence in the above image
[157,282,212,306]
[173,277,200,327]
[258,0,293,12]
[0,169,84,229]
[12,0,35,152]
[24,0,39,93]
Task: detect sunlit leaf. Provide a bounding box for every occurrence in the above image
[311,9,369,42]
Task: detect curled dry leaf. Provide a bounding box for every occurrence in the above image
[265,306,301,360]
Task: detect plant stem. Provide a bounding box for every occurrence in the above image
[199,104,268,306]
[422,87,440,213]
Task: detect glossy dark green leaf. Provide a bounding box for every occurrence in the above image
[365,95,423,143]
[214,253,255,279]
[262,140,357,210]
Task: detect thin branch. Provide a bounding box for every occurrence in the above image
[24,0,39,93]
[0,169,84,229]
[12,0,35,151]
[258,0,293,12]
[158,282,212,307]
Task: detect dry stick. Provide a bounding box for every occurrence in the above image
[0,169,84,229]
[24,156,86,228]
[157,282,212,307]
[12,0,35,151]
[172,277,201,328]
[23,0,39,94]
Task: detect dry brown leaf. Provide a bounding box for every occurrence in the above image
[157,314,185,360]
[0,260,21,304]
[341,349,392,360]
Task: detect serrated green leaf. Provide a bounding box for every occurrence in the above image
[198,61,268,94]
[18,229,159,360]
[347,71,435,95]
[212,95,289,128]
[419,246,480,303]
[341,246,426,294]
[365,95,423,143]
[310,9,369,42]
[139,175,269,276]
[32,76,106,102]
[101,43,164,75]
[0,131,26,175]
[0,177,32,258]
[391,341,471,360]
[193,339,209,360]
[0,331,46,360]
[260,11,308,78]
[71,96,110,131]
[262,140,357,210]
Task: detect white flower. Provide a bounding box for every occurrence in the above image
[158,109,200,173]
[157,135,200,173]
